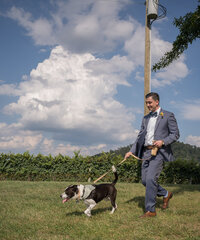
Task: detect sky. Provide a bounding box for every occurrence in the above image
[0,0,200,156]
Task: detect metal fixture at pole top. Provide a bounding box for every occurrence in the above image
[147,0,159,20]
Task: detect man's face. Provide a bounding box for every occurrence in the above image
[145,96,159,112]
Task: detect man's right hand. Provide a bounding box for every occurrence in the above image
[125,152,133,159]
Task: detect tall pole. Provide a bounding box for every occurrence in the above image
[144,0,151,115]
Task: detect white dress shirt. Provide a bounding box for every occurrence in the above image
[144,107,161,146]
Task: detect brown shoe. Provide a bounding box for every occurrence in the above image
[162,192,173,210]
[139,211,156,218]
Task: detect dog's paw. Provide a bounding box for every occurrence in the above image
[110,209,115,214]
[84,210,91,217]
[110,204,117,214]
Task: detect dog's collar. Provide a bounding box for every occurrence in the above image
[78,185,85,200]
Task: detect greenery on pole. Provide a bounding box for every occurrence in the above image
[153,0,200,71]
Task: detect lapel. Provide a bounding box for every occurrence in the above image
[154,108,163,133]
[144,113,151,130]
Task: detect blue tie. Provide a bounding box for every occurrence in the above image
[150,112,157,118]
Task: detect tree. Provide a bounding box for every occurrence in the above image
[153,0,200,71]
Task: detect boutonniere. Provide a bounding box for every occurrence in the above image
[160,112,164,118]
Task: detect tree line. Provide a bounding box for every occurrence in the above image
[0,142,200,184]
[109,141,200,163]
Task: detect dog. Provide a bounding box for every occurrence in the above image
[60,166,118,217]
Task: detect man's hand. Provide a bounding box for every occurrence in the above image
[153,140,164,148]
[125,152,133,159]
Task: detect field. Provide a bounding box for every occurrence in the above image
[0,181,200,240]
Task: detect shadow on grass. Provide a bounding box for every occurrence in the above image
[66,207,112,217]
[124,184,200,211]
[170,184,200,194]
[125,196,164,212]
[125,196,145,212]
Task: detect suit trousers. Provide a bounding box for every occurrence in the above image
[141,149,167,212]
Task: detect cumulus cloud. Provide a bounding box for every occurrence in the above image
[0,122,43,151]
[185,135,200,147]
[152,57,189,87]
[0,121,115,156]
[0,83,20,96]
[151,29,188,87]
[151,29,189,87]
[179,99,200,120]
[124,24,145,66]
[5,0,189,88]
[0,0,191,155]
[123,23,189,87]
[6,6,56,45]
[1,46,137,155]
[6,0,133,53]
[85,55,135,86]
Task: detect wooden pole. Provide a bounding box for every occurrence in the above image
[144,0,151,115]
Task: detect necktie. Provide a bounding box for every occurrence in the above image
[150,111,157,118]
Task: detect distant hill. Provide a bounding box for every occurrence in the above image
[108,141,200,162]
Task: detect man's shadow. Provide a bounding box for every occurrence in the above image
[125,196,145,212]
[125,196,163,212]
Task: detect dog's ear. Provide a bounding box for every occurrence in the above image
[67,185,78,192]
[65,185,76,191]
[71,185,78,194]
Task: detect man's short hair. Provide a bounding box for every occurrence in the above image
[145,92,160,102]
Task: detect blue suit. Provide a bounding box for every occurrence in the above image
[130,109,180,212]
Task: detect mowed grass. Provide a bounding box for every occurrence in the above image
[0,181,200,240]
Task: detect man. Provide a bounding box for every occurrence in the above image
[125,92,180,218]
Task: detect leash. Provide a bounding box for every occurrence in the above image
[93,153,147,183]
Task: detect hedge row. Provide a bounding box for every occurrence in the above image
[0,152,200,184]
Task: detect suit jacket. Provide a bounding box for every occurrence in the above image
[130,109,180,161]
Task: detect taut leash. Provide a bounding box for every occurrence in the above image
[93,153,147,183]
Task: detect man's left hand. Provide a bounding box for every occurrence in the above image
[153,140,164,148]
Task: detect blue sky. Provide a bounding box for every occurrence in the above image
[0,0,199,156]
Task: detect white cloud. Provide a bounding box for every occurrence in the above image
[151,29,172,65]
[151,29,189,87]
[6,0,133,53]
[151,30,189,87]
[6,6,56,45]
[51,143,108,156]
[185,135,200,147]
[1,0,192,155]
[5,1,189,89]
[0,122,117,156]
[85,55,135,86]
[123,23,189,87]
[2,46,137,155]
[152,57,189,87]
[179,99,200,120]
[124,24,145,66]
[0,122,43,151]
[0,84,20,96]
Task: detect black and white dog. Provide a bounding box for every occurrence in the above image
[60,166,118,217]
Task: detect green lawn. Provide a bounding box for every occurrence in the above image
[0,181,200,240]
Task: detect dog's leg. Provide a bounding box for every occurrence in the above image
[110,190,117,214]
[84,199,96,217]
[110,203,117,214]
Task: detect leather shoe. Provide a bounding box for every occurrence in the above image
[139,211,156,218]
[162,192,173,209]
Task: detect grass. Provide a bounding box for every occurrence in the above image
[0,181,200,240]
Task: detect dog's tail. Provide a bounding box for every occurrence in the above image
[112,165,118,185]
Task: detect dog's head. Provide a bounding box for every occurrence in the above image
[60,185,79,203]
